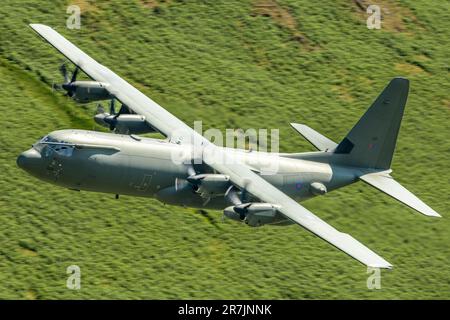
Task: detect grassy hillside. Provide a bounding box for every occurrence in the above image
[0,0,448,299]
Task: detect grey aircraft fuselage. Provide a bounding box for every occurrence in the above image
[17,129,357,225]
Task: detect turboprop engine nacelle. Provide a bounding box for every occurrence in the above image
[224,203,281,227]
[94,113,157,135]
[64,81,112,103]
[53,64,113,103]
[187,174,231,197]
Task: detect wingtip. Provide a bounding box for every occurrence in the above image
[29,23,50,30]
[369,263,393,270]
[289,122,303,128]
[419,205,441,217]
[425,211,442,218]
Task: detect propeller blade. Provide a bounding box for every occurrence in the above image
[101,115,116,131]
[234,203,252,220]
[66,88,75,98]
[186,165,196,177]
[239,178,251,203]
[59,63,69,84]
[225,186,241,205]
[70,66,79,83]
[96,104,105,115]
[113,104,130,119]
[109,99,115,115]
[52,83,63,91]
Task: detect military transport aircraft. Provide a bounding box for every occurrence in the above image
[18,24,441,269]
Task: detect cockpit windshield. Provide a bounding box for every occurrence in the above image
[32,136,51,152]
[32,135,74,157]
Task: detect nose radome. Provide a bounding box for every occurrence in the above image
[17,149,42,171]
[16,154,26,169]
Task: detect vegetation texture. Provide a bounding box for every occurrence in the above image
[0,0,448,299]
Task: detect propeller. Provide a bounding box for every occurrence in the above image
[239,178,251,203]
[94,99,115,129]
[53,63,79,97]
[233,203,252,220]
[109,98,115,115]
[101,101,131,131]
[224,178,252,220]
[60,63,70,84]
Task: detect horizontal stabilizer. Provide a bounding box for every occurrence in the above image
[360,171,441,217]
[290,123,337,151]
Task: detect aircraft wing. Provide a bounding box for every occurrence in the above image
[30,24,195,141]
[203,147,392,268]
[31,24,392,268]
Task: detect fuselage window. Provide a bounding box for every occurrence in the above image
[56,145,74,157]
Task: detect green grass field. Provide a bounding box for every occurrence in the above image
[0,0,449,299]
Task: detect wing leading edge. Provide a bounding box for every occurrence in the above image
[30,24,392,268]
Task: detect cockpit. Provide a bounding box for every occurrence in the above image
[17,134,77,177]
[32,135,74,157]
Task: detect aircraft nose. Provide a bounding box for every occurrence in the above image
[17,149,42,171]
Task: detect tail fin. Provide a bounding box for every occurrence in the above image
[334,78,409,169]
[336,78,441,217]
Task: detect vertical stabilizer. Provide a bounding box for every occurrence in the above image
[334,78,409,169]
